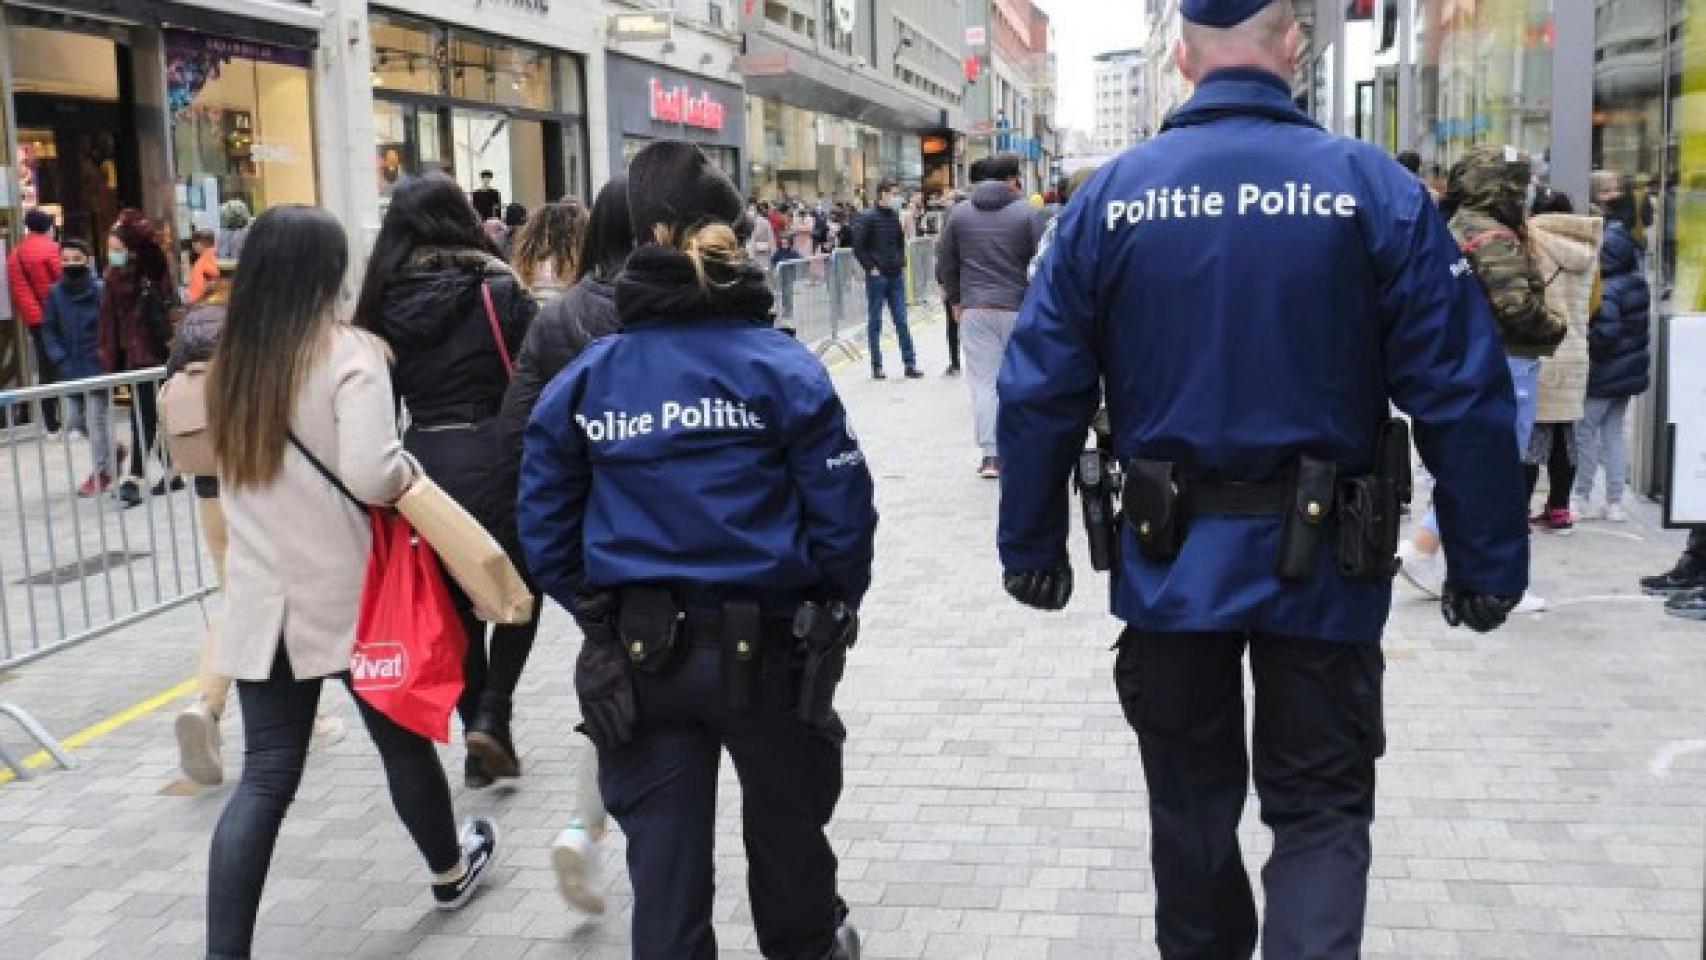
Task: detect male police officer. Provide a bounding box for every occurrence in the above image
[996,2,1529,958]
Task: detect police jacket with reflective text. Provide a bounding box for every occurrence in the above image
[997,69,1529,643]
[518,246,878,618]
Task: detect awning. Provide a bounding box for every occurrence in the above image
[7,0,325,49]
[741,32,963,133]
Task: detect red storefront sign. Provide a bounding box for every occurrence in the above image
[649,78,727,132]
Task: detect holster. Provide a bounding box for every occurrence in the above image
[1336,419,1411,581]
[618,587,685,675]
[1275,457,1337,581]
[792,601,857,729]
[1075,448,1121,572]
[720,601,762,713]
[1124,460,1188,562]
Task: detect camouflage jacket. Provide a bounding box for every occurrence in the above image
[1444,146,1566,357]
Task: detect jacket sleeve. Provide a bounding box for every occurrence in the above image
[996,193,1102,573]
[334,336,418,506]
[1469,231,1555,345]
[781,359,877,605]
[39,290,66,366]
[935,211,961,305]
[518,367,591,612]
[851,211,876,274]
[1380,191,1528,597]
[7,251,40,325]
[1587,289,1621,357]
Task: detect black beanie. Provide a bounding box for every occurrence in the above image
[24,209,53,233]
[626,140,743,244]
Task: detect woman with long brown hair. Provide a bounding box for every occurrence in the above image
[205,205,498,960]
[96,208,173,506]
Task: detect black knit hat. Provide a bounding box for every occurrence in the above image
[627,140,744,243]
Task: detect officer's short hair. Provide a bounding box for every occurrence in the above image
[985,154,1023,184]
[968,158,991,184]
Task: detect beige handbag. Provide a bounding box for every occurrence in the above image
[395,474,535,624]
[157,361,218,477]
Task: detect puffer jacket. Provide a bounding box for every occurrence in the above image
[937,180,1046,310]
[166,301,225,376]
[1588,221,1651,400]
[497,272,620,502]
[1446,147,1564,357]
[40,274,103,379]
[370,246,536,554]
[1527,214,1603,423]
[851,205,906,277]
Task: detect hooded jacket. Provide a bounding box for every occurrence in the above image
[371,246,537,555]
[1526,213,1603,423]
[1446,148,1565,357]
[937,180,1046,310]
[1588,220,1652,400]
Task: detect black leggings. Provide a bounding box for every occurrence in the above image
[124,379,158,479]
[456,604,541,726]
[206,651,461,960]
[1523,422,1577,513]
[945,299,961,367]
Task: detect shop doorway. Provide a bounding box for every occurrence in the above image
[10,25,135,257]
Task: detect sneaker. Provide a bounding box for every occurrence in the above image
[551,824,607,914]
[1665,587,1706,620]
[1542,507,1574,533]
[174,702,223,787]
[1640,557,1706,597]
[1603,502,1629,523]
[1513,592,1549,615]
[433,818,499,911]
[116,481,142,508]
[944,364,961,376]
[903,366,924,379]
[977,456,1000,480]
[833,923,862,960]
[1572,497,1604,521]
[77,471,113,498]
[1395,542,1445,600]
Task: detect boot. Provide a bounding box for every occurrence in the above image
[464,753,493,790]
[465,692,520,780]
[1641,554,1706,597]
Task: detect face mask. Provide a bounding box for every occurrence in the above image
[62,264,90,280]
[107,250,128,268]
[889,197,905,213]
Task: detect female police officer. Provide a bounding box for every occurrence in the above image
[518,141,875,960]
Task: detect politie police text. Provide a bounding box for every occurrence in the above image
[1105,182,1358,230]
[576,398,767,442]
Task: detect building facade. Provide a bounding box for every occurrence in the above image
[1092,48,1147,154]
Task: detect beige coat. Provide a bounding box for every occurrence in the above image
[1527,213,1603,424]
[214,326,418,681]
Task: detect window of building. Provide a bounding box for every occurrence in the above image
[1412,0,1556,172]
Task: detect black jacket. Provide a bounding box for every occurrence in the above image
[372,246,536,552]
[498,272,620,488]
[1588,221,1652,400]
[852,206,906,277]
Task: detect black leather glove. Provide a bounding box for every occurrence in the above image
[1003,563,1074,611]
[572,593,637,750]
[1441,582,1520,633]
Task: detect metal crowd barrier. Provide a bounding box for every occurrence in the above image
[0,367,215,778]
[905,237,937,306]
[772,242,940,362]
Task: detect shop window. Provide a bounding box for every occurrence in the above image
[447,33,556,112]
[1413,0,1556,173]
[166,30,316,256]
[371,15,445,96]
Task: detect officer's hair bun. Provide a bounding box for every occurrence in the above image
[653,222,743,293]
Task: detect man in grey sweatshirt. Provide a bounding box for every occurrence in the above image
[936,153,1046,478]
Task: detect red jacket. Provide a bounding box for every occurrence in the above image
[8,232,60,327]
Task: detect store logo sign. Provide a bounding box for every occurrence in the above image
[475,0,549,13]
[649,78,726,132]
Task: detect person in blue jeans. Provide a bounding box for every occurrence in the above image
[852,180,920,379]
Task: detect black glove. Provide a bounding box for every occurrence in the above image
[1004,563,1074,611]
[1441,582,1520,633]
[572,593,637,749]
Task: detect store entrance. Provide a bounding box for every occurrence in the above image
[9,25,136,258]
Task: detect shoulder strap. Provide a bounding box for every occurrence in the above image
[481,280,516,379]
[287,431,365,512]
[1460,226,1518,256]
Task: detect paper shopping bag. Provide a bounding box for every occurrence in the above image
[395,475,536,625]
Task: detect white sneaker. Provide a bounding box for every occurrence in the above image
[1572,498,1604,522]
[551,824,607,914]
[1603,502,1629,523]
[175,702,224,787]
[1396,542,1446,600]
[1513,592,1549,615]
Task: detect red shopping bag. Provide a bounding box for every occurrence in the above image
[351,509,468,743]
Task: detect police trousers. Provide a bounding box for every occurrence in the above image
[1114,628,1384,960]
[598,636,847,960]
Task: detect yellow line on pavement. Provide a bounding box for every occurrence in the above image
[0,677,197,785]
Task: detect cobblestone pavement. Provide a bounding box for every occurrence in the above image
[0,321,1702,959]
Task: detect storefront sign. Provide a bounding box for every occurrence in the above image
[475,0,549,13]
[611,12,672,42]
[165,30,312,69]
[649,79,727,132]
[966,26,987,47]
[739,51,791,76]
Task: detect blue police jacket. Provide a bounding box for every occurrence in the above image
[519,315,877,617]
[998,68,1529,643]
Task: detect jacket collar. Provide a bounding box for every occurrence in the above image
[1161,67,1318,133]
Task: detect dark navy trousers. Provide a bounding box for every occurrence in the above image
[598,639,847,960]
[1114,628,1385,960]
